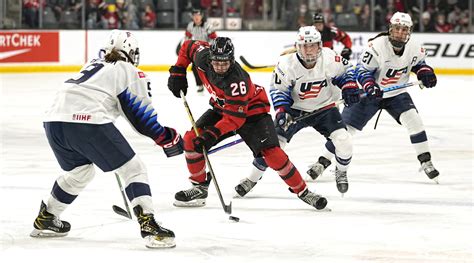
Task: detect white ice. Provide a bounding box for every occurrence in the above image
[0,72,472,263]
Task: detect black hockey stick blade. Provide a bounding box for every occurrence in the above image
[112,205,132,219]
[224,201,232,214]
[239,56,274,69]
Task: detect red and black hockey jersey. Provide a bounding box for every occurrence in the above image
[175,40,271,136]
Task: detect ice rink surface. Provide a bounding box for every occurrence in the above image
[0,72,472,263]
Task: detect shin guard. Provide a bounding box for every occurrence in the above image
[262,147,306,194]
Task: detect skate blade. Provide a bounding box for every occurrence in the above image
[144,236,176,249]
[315,207,332,212]
[30,228,68,238]
[432,177,439,184]
[173,199,206,207]
[304,176,318,182]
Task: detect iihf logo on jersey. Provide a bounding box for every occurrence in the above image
[298,79,327,100]
[381,66,408,85]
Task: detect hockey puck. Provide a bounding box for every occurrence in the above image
[229,216,240,222]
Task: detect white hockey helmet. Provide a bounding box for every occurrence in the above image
[389,12,413,49]
[104,30,140,66]
[295,26,322,64]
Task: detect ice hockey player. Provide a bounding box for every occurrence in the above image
[308,12,440,183]
[167,37,328,210]
[312,12,353,60]
[281,13,353,60]
[30,30,182,249]
[234,26,360,197]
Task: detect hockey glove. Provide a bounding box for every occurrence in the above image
[362,81,383,100]
[274,107,294,132]
[168,66,188,98]
[341,82,361,106]
[340,47,352,60]
[416,65,437,88]
[155,127,184,157]
[193,127,221,154]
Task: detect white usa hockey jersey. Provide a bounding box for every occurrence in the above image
[270,47,355,112]
[44,59,166,141]
[356,35,427,99]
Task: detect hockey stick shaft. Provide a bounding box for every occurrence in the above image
[208,138,244,155]
[180,90,232,214]
[113,173,132,219]
[239,56,275,69]
[293,80,422,123]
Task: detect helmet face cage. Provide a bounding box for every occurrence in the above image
[296,26,322,64]
[105,30,140,66]
[389,12,413,49]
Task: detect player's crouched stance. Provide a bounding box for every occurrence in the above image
[168,37,327,210]
[30,30,181,248]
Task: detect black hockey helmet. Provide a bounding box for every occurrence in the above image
[209,37,234,62]
[313,13,325,24]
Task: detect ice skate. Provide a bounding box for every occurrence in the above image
[335,168,349,195]
[174,176,211,207]
[418,152,439,183]
[234,178,258,198]
[306,156,331,181]
[298,188,328,210]
[30,201,70,238]
[134,205,175,248]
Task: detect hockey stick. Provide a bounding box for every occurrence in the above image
[180,90,234,217]
[292,80,423,124]
[112,173,132,219]
[239,56,275,69]
[208,138,244,155]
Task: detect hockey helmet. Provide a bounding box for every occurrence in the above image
[312,13,325,24]
[209,37,234,75]
[389,12,413,49]
[104,30,140,66]
[296,26,322,64]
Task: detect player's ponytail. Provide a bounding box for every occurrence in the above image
[104,49,126,64]
[368,32,389,42]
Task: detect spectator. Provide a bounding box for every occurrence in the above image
[116,0,140,29]
[453,11,470,33]
[23,0,44,28]
[102,4,120,29]
[241,0,263,19]
[141,4,156,29]
[86,0,106,29]
[359,3,371,28]
[434,13,453,32]
[420,11,435,32]
[296,4,312,27]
